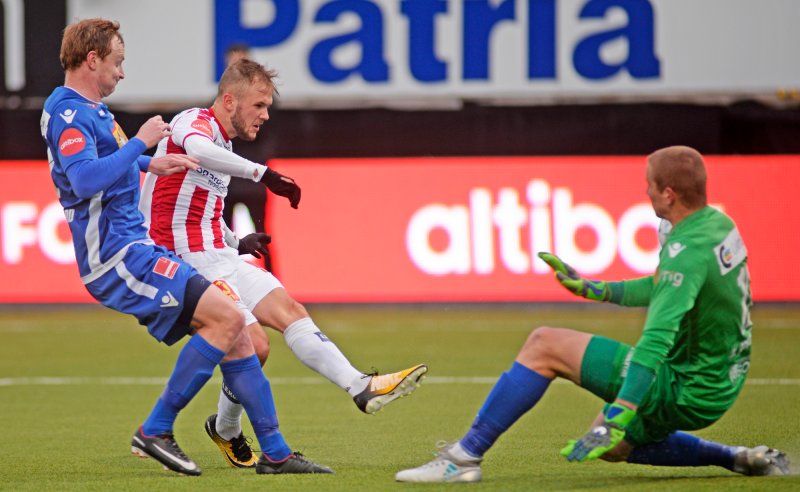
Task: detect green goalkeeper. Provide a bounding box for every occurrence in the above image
[396,146,790,483]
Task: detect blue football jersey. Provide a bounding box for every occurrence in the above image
[41,86,150,281]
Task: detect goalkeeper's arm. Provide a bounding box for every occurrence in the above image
[537,252,622,302]
[537,252,657,306]
[562,355,657,461]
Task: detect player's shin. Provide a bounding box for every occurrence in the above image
[627,432,736,469]
[219,355,292,461]
[461,362,551,458]
[143,334,224,435]
[214,381,245,440]
[283,317,365,394]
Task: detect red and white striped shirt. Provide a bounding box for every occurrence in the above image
[141,108,235,255]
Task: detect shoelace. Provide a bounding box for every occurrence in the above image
[361,367,380,379]
[292,452,310,463]
[428,440,479,466]
[229,434,254,461]
[158,433,191,461]
[421,440,452,461]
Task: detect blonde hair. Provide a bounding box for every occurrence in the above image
[217,59,279,99]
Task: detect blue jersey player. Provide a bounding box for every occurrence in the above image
[41,18,332,476]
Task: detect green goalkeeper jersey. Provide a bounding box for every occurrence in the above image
[614,206,752,412]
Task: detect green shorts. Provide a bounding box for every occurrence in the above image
[580,336,725,446]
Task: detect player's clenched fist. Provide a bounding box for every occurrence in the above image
[135,115,172,148]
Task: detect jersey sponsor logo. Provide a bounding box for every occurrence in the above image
[153,257,180,279]
[667,242,686,258]
[195,167,228,194]
[191,119,213,138]
[656,269,684,287]
[59,109,77,124]
[213,279,241,301]
[159,291,179,308]
[112,121,129,149]
[58,128,86,156]
[715,227,747,276]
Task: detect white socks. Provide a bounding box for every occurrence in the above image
[215,317,369,436]
[215,387,244,440]
[283,317,368,396]
[451,441,483,463]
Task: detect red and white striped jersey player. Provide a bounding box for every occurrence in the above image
[139,59,427,469]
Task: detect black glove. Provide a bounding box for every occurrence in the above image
[260,168,301,209]
[237,232,271,259]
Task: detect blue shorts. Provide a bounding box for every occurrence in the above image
[86,243,211,345]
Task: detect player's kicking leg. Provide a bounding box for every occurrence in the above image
[351,364,428,414]
[245,277,429,414]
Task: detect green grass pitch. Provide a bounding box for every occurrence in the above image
[0,304,798,491]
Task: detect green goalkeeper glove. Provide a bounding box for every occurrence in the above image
[561,403,636,462]
[537,252,611,301]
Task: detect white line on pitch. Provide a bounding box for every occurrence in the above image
[0,376,798,387]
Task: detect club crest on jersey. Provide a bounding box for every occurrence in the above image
[160,291,179,308]
[212,280,241,301]
[59,109,77,124]
[58,128,86,156]
[667,242,686,258]
[191,119,213,138]
[153,257,180,279]
[112,121,128,148]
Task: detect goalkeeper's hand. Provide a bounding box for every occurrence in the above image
[537,252,611,301]
[260,168,301,208]
[560,403,636,462]
[237,232,271,259]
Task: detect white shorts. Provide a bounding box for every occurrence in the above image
[180,247,283,326]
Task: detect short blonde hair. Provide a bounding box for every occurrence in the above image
[217,58,279,98]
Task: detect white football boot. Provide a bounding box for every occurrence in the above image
[733,445,790,476]
[395,441,482,483]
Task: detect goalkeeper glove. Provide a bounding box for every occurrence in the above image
[260,168,301,209]
[537,252,611,301]
[237,232,271,259]
[561,403,636,462]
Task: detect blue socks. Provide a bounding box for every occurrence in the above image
[220,355,292,461]
[143,335,224,436]
[627,432,736,469]
[461,362,551,458]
